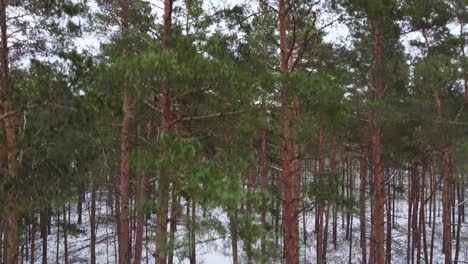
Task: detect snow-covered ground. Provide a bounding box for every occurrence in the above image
[21,187,468,264]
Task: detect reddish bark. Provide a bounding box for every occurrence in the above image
[260,127,268,263]
[1,1,18,262]
[118,0,131,262]
[442,148,451,264]
[317,124,325,264]
[369,16,385,264]
[135,124,147,264]
[360,144,368,264]
[156,1,174,264]
[279,0,299,262]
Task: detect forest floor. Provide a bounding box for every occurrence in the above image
[23,189,468,264]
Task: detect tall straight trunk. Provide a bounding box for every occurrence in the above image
[429,156,436,264]
[91,183,97,264]
[416,163,424,264]
[30,214,35,264]
[348,211,354,264]
[189,199,196,264]
[360,144,367,264]
[135,124,147,264]
[407,163,413,264]
[118,0,131,262]
[369,16,385,264]
[229,208,239,264]
[454,178,461,263]
[63,205,69,264]
[1,1,18,263]
[156,2,173,264]
[317,124,325,264]
[324,143,337,262]
[260,127,268,264]
[56,212,60,264]
[167,188,179,264]
[385,169,392,264]
[412,162,420,264]
[279,1,299,262]
[441,148,451,264]
[0,219,3,263]
[40,210,47,264]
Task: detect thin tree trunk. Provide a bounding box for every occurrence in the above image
[91,183,97,264]
[429,156,436,264]
[360,144,367,264]
[167,188,179,264]
[385,169,392,264]
[135,124,147,264]
[189,199,196,264]
[260,127,268,264]
[30,214,35,264]
[56,212,60,264]
[417,164,423,264]
[454,178,461,263]
[40,210,47,264]
[441,148,451,264]
[63,205,68,264]
[317,124,325,264]
[229,208,238,264]
[77,186,84,224]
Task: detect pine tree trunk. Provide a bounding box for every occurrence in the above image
[229,208,239,264]
[63,205,68,264]
[118,0,131,263]
[429,156,436,264]
[135,124,147,264]
[279,1,299,262]
[189,199,196,264]
[260,127,268,264]
[454,179,461,263]
[385,170,392,264]
[417,162,425,264]
[441,148,451,264]
[369,16,385,264]
[156,2,174,264]
[56,212,60,264]
[40,210,47,264]
[167,188,179,264]
[91,183,97,264]
[360,144,367,264]
[30,214,35,264]
[1,1,18,262]
[77,186,84,225]
[317,124,325,264]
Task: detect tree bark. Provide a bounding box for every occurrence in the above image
[1,1,18,262]
[156,1,174,264]
[369,16,385,264]
[360,144,367,264]
[135,124,147,264]
[91,184,97,264]
[441,148,451,264]
[279,1,299,262]
[40,210,47,264]
[63,205,69,264]
[317,124,325,264]
[118,0,131,262]
[260,127,268,264]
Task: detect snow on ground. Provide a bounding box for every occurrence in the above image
[21,187,468,264]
